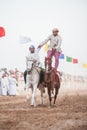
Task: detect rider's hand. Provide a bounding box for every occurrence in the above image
[38,45,42,48]
[52,48,56,52]
[33,59,37,63]
[54,44,57,47]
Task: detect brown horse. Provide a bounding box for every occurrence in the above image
[44,57,60,106]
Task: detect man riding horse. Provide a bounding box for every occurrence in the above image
[24,45,44,86]
[24,28,62,106]
[24,28,62,85]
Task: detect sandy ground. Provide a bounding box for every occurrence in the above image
[0,81,87,130]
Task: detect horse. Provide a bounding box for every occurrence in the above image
[25,60,40,107]
[44,57,60,106]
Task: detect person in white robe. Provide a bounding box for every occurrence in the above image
[24,45,40,84]
[0,74,8,96]
[8,72,17,96]
[4,74,9,95]
[0,71,2,95]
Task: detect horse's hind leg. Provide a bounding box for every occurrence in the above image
[47,87,52,106]
[54,83,60,104]
[39,84,44,105]
[40,87,44,105]
[25,76,30,101]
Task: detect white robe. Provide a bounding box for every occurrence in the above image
[0,78,2,95]
[4,77,9,94]
[0,78,7,96]
[40,34,62,52]
[8,77,17,96]
[26,48,40,66]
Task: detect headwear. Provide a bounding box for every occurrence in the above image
[29,45,35,49]
[52,28,59,32]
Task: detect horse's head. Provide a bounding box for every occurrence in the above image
[45,57,52,72]
[26,60,34,72]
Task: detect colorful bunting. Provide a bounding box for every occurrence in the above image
[0,27,5,37]
[82,64,87,68]
[19,37,86,69]
[59,54,65,59]
[72,58,78,64]
[66,56,72,62]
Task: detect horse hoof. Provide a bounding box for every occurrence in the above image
[38,104,43,107]
[53,104,57,107]
[48,105,52,108]
[30,104,34,107]
[26,97,29,102]
[30,104,36,107]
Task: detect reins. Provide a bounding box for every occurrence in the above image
[45,67,54,74]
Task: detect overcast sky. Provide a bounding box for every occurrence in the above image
[0,0,87,76]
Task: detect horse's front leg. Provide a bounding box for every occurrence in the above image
[30,84,37,107]
[54,84,59,104]
[40,87,43,105]
[39,83,45,105]
[41,92,43,105]
[25,75,30,101]
[54,88,57,104]
[47,86,52,106]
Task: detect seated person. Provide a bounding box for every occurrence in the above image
[24,45,44,85]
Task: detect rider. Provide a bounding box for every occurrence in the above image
[24,45,39,84]
[26,45,40,66]
[38,28,62,72]
[24,45,44,85]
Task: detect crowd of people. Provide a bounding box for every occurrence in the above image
[0,67,87,96]
[0,68,23,96]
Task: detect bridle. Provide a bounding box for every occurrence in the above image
[26,60,35,73]
[26,60,40,74]
[45,67,53,74]
[45,59,53,74]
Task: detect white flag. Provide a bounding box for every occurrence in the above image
[19,36,32,44]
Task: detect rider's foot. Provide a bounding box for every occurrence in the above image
[54,68,58,73]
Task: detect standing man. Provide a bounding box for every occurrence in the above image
[38,28,62,71]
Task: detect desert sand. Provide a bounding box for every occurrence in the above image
[0,80,87,130]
